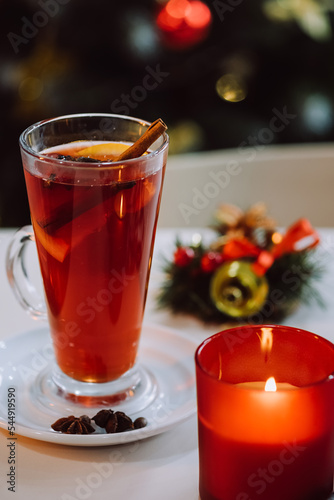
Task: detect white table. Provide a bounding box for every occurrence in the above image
[1,226,334,500]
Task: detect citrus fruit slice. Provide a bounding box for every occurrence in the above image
[32,217,69,263]
[33,192,117,262]
[75,142,129,161]
[114,179,156,218]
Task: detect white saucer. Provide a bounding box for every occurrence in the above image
[0,324,198,446]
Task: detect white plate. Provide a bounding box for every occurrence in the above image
[0,324,198,446]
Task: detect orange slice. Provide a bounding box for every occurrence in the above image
[32,218,69,263]
[75,142,129,161]
[114,179,156,218]
[33,196,114,262]
[141,179,156,208]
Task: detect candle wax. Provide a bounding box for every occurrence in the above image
[236,381,296,390]
[198,421,333,500]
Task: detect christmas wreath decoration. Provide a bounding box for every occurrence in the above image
[157,203,323,323]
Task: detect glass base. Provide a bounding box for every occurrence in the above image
[32,362,158,414]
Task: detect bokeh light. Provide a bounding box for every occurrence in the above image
[215,74,247,103]
[168,120,205,154]
[156,0,212,49]
[302,93,333,135]
[19,77,44,102]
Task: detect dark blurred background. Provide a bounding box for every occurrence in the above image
[1,0,334,227]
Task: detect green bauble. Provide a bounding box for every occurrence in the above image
[210,261,269,318]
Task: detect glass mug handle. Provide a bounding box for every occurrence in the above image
[6,225,47,320]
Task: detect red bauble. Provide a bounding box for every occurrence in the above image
[156,0,212,49]
[201,251,224,273]
[174,246,195,267]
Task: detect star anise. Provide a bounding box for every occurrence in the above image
[51,415,95,434]
[92,409,134,433]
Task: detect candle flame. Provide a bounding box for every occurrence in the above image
[260,327,273,355]
[264,376,277,392]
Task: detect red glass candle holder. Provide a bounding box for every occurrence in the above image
[195,325,334,500]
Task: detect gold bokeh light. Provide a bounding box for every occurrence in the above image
[19,77,43,102]
[215,73,247,103]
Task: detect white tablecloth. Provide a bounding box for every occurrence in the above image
[1,227,334,500]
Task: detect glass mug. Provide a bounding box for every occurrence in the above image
[6,113,169,410]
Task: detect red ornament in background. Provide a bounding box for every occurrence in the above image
[156,0,212,49]
[174,246,195,267]
[201,251,224,273]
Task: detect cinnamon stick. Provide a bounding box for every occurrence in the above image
[115,118,167,161]
[38,118,167,234]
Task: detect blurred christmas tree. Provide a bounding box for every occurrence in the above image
[1,0,334,226]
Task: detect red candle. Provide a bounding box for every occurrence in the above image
[195,325,334,500]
